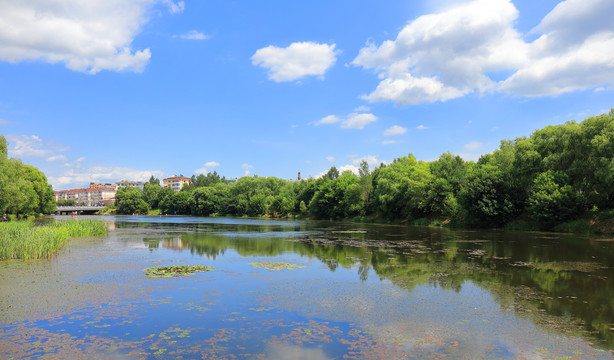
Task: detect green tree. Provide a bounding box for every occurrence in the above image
[371,155,433,220]
[325,166,339,180]
[527,171,583,228]
[143,183,163,209]
[115,187,149,215]
[189,186,220,216]
[148,175,160,186]
[460,164,514,227]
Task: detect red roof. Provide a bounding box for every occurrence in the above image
[163,176,191,181]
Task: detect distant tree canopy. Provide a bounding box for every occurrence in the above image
[118,110,614,230]
[7,110,614,230]
[0,135,55,217]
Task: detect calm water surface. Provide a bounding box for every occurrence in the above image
[2,215,614,359]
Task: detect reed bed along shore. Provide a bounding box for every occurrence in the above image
[0,220,107,260]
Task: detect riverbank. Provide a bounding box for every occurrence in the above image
[0,220,107,260]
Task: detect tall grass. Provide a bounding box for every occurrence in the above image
[0,220,107,260]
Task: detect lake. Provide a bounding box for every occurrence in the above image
[2,216,614,359]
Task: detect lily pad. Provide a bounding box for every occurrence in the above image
[143,265,215,278]
[249,262,305,271]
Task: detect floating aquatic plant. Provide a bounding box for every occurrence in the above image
[249,262,304,270]
[143,265,215,278]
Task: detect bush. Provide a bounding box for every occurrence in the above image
[553,220,592,233]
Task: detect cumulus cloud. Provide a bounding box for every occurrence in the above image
[353,0,525,104]
[163,0,185,14]
[416,125,429,130]
[384,125,407,136]
[194,161,220,175]
[326,156,335,163]
[251,42,338,82]
[353,0,614,104]
[500,0,614,96]
[241,163,254,176]
[315,115,340,126]
[0,0,184,73]
[46,155,68,163]
[6,134,49,157]
[178,30,210,40]
[341,113,378,130]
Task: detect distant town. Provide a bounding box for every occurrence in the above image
[54,175,192,206]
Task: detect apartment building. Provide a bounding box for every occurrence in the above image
[90,182,115,190]
[163,175,191,192]
[55,188,116,206]
[115,180,145,190]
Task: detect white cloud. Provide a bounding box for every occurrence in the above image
[384,125,407,136]
[354,0,614,104]
[163,0,185,14]
[464,141,483,150]
[251,42,338,82]
[0,0,169,73]
[326,156,335,163]
[315,115,340,126]
[353,0,525,104]
[241,163,254,176]
[341,113,378,130]
[0,118,10,125]
[354,105,370,112]
[46,155,68,163]
[500,23,614,96]
[178,30,210,40]
[416,125,429,130]
[6,134,48,157]
[194,161,220,175]
[48,166,163,190]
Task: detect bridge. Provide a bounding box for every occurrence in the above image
[55,206,105,215]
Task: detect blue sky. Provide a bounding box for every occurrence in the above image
[0,0,613,190]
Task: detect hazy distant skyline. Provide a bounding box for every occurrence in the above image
[1,0,613,190]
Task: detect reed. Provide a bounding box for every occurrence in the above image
[0,220,107,260]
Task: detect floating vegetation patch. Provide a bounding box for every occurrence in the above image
[510,261,603,273]
[249,262,305,271]
[143,265,215,278]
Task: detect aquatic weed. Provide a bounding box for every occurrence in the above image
[143,265,215,278]
[0,220,107,260]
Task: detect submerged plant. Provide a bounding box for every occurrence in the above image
[143,265,215,278]
[249,262,305,271]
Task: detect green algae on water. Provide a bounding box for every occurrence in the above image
[143,265,215,278]
[249,262,305,270]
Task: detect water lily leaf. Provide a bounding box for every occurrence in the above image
[143,265,215,278]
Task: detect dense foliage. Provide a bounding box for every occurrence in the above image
[0,135,55,218]
[115,110,613,229]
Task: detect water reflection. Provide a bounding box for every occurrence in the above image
[114,217,614,349]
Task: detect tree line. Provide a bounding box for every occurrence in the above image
[0,135,55,218]
[115,110,614,230]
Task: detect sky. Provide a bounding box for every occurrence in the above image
[0,0,613,190]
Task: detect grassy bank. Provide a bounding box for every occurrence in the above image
[0,220,107,260]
